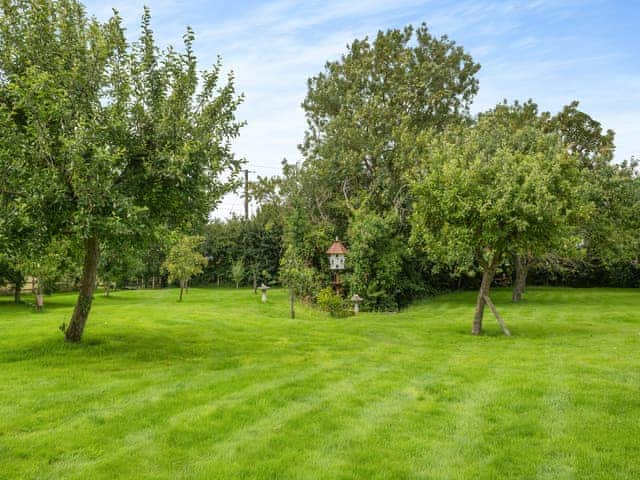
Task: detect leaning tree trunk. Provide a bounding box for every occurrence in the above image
[65,235,100,342]
[512,254,529,302]
[472,256,501,335]
[473,269,494,335]
[473,254,512,336]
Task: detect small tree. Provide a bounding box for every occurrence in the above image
[231,260,245,289]
[18,237,75,311]
[280,246,320,319]
[163,235,207,301]
[411,103,579,335]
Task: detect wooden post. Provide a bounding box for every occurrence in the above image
[483,294,512,336]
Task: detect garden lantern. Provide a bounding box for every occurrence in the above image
[259,283,270,303]
[351,294,363,315]
[327,238,348,294]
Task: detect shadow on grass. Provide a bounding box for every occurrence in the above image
[0,329,243,370]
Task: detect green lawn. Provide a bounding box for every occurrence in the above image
[1,287,639,479]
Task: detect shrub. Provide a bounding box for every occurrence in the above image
[317,287,353,318]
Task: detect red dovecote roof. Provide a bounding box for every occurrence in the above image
[327,238,348,255]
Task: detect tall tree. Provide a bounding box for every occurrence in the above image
[0,2,242,341]
[410,103,579,335]
[294,23,480,309]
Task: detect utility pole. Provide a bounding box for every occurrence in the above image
[243,169,249,220]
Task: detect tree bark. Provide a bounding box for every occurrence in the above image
[34,279,44,311]
[290,288,295,319]
[253,268,257,294]
[472,259,499,335]
[179,280,185,302]
[512,254,529,302]
[65,235,100,342]
[13,272,23,304]
[483,294,511,336]
[35,289,44,311]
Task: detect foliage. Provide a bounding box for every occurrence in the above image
[301,23,480,216]
[576,160,639,264]
[19,237,78,293]
[279,245,321,300]
[285,23,480,309]
[346,210,408,310]
[411,103,579,270]
[0,1,243,338]
[99,241,146,291]
[231,259,245,288]
[162,235,207,300]
[545,100,615,169]
[410,101,579,333]
[202,182,285,288]
[316,287,352,317]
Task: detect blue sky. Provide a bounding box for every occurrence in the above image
[85,0,640,218]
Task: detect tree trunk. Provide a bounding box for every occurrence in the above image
[65,235,100,342]
[35,288,44,312]
[253,268,257,294]
[34,279,44,311]
[104,283,110,297]
[13,272,23,304]
[512,254,529,302]
[290,288,295,319]
[472,262,498,335]
[179,280,184,302]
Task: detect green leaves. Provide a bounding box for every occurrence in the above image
[289,23,481,309]
[0,1,244,244]
[410,102,579,273]
[162,234,207,285]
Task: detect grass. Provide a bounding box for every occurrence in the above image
[0,286,639,479]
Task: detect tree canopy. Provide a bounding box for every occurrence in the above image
[0,0,243,340]
[410,102,580,334]
[162,235,207,301]
[288,23,481,309]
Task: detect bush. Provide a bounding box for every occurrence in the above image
[317,287,353,318]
